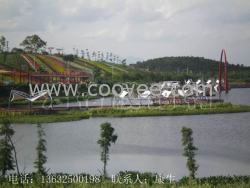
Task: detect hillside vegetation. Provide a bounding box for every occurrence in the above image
[2,54,27,69]
[77,58,121,76]
[132,56,250,82]
[134,56,250,72]
[1,52,250,84]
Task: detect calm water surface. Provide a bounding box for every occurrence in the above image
[215,88,250,105]
[11,88,250,179]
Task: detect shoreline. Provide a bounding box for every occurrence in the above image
[1,103,250,124]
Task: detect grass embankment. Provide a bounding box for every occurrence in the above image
[72,60,93,73]
[2,54,27,69]
[36,55,66,73]
[50,55,93,74]
[2,103,250,124]
[1,173,250,188]
[103,62,129,73]
[28,54,53,73]
[0,52,6,63]
[77,59,121,76]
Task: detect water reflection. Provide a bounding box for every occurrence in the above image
[12,112,250,179]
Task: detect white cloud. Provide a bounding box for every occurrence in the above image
[125,6,164,23]
[117,24,129,42]
[81,28,116,39]
[0,0,250,65]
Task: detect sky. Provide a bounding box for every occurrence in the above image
[0,0,250,65]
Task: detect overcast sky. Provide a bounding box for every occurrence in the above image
[0,0,250,65]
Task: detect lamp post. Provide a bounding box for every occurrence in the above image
[111,66,114,81]
[33,56,36,69]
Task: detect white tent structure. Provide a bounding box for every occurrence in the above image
[214,84,219,92]
[114,90,133,106]
[206,79,212,84]
[139,90,154,105]
[140,90,151,98]
[119,90,128,98]
[162,90,172,98]
[178,89,189,97]
[196,79,201,85]
[192,87,204,95]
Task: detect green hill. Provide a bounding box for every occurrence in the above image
[133,56,250,74]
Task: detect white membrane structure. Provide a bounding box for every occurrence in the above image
[10,90,49,102]
[9,90,52,108]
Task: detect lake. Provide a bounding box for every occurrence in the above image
[10,88,250,179]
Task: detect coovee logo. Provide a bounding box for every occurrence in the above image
[29,83,213,98]
[25,82,216,110]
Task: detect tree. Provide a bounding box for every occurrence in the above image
[41,50,49,55]
[122,59,127,66]
[97,122,118,179]
[0,36,6,52]
[63,54,75,74]
[20,35,46,53]
[81,50,85,59]
[63,54,75,62]
[0,119,15,178]
[11,47,24,53]
[34,123,47,175]
[93,69,101,83]
[181,126,199,179]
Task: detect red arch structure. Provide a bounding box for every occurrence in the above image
[219,49,229,93]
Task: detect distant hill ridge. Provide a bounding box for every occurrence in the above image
[133,56,249,73]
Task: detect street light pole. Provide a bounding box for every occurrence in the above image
[68,61,70,74]
[33,56,36,70]
[112,66,114,81]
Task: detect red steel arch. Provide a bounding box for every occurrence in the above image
[219,49,228,93]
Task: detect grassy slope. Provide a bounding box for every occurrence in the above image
[50,56,128,75]
[50,55,93,74]
[103,62,129,73]
[3,54,27,69]
[48,55,63,61]
[71,61,93,73]
[77,58,121,75]
[0,53,6,63]
[36,55,67,73]
[28,54,53,73]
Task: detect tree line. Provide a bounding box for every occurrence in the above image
[0,34,126,64]
[1,34,250,83]
[131,56,250,82]
[134,56,250,73]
